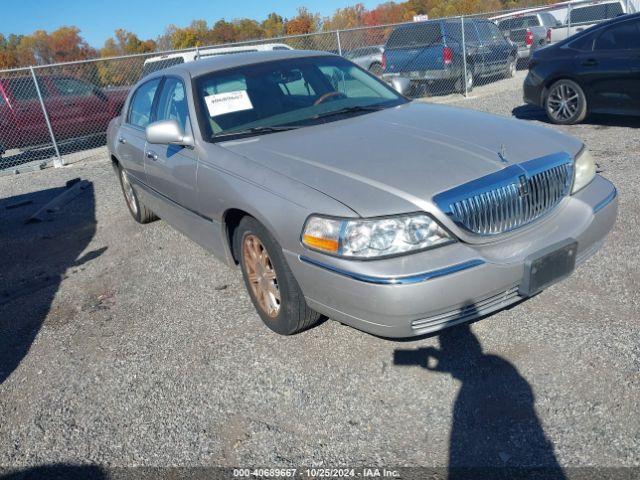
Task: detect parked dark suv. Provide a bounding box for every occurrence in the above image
[382,18,517,94]
[524,13,640,124]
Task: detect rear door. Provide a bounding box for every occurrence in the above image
[476,21,510,74]
[116,78,161,183]
[144,76,199,211]
[577,18,640,112]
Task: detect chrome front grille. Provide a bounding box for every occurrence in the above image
[434,153,573,236]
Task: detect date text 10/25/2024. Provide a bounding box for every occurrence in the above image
[232,468,400,478]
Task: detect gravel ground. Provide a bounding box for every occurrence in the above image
[1,72,639,476]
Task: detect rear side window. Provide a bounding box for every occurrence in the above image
[127,78,161,128]
[568,32,595,51]
[569,3,624,24]
[476,21,504,43]
[594,19,640,50]
[443,22,478,43]
[386,23,442,48]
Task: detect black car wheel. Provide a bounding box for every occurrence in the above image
[545,79,588,125]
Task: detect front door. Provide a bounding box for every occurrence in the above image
[144,76,198,212]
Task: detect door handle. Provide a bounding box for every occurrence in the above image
[146,151,158,161]
[118,137,127,144]
[582,58,598,67]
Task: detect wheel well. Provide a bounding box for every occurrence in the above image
[224,208,252,264]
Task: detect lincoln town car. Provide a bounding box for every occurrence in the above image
[107,50,618,338]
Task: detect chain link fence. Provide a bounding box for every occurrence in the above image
[0,0,637,173]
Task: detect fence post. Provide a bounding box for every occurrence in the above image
[461,16,468,98]
[30,67,63,167]
[567,3,572,38]
[336,30,342,56]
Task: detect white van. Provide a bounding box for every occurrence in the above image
[141,43,293,78]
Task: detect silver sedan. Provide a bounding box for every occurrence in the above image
[107,50,617,338]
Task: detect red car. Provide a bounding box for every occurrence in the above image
[0,75,128,157]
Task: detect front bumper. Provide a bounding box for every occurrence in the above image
[284,175,618,338]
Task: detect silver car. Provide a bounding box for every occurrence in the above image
[107,50,617,338]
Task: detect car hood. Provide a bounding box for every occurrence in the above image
[221,102,583,218]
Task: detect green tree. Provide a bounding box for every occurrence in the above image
[233,19,265,42]
[262,13,285,38]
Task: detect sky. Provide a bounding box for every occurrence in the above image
[0,0,380,47]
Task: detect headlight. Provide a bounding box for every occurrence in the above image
[572,148,596,194]
[302,213,454,259]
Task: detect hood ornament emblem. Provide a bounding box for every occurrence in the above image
[498,144,508,164]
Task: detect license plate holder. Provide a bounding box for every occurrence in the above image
[519,239,578,297]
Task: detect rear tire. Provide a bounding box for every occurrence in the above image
[544,79,588,125]
[233,216,322,335]
[455,67,474,94]
[505,56,517,78]
[116,163,157,223]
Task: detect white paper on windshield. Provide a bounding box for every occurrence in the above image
[204,90,253,117]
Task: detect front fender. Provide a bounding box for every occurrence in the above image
[196,144,357,264]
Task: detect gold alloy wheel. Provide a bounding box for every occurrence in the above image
[121,169,138,216]
[243,234,281,318]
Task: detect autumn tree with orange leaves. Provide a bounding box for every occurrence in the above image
[0,0,566,69]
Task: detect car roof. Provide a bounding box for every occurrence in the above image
[146,49,336,80]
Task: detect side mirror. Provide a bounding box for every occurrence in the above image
[146,119,193,146]
[390,77,411,96]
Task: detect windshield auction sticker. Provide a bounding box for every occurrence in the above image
[205,90,253,117]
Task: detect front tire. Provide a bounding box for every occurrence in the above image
[544,79,588,125]
[116,164,157,223]
[233,216,321,335]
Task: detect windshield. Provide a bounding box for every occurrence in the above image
[194,56,406,141]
